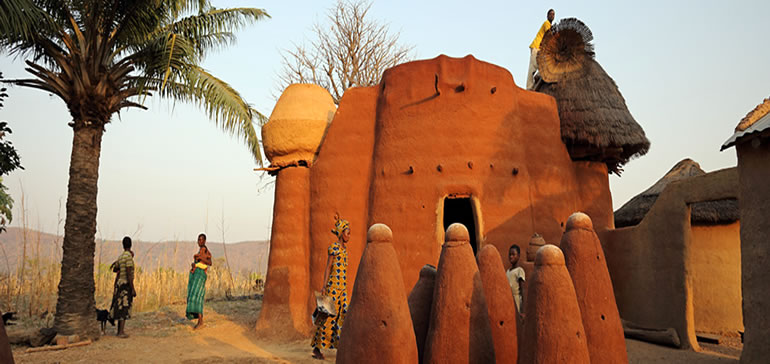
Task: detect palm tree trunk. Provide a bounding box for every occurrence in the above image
[53,123,104,338]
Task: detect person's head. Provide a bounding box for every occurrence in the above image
[122,236,132,250]
[509,244,521,266]
[547,9,555,23]
[340,226,351,243]
[332,214,350,243]
[197,233,207,247]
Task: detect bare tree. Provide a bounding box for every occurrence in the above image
[278,0,413,104]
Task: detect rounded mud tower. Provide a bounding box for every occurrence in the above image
[561,212,628,364]
[520,245,590,364]
[336,224,418,364]
[477,245,519,364]
[256,84,336,339]
[423,223,495,364]
[408,264,437,364]
[255,166,313,339]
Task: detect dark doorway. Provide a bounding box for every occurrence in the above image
[443,197,478,255]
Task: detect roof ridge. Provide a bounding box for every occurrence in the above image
[736,97,770,132]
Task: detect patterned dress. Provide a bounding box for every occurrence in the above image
[110,250,134,320]
[311,241,348,349]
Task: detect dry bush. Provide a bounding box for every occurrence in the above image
[0,190,265,321]
[277,0,413,104]
[0,257,264,321]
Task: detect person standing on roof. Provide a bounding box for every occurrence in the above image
[527,9,555,90]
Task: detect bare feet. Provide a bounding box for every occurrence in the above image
[312,347,324,360]
[117,333,129,338]
[193,323,205,330]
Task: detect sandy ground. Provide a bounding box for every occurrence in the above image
[11,299,739,363]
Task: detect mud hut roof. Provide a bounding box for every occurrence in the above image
[721,96,770,150]
[614,159,739,227]
[534,18,650,174]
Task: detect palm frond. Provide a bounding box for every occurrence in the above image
[153,7,269,56]
[139,65,262,162]
[0,0,61,60]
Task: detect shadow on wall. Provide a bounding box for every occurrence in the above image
[599,167,738,351]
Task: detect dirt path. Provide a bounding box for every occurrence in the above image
[13,300,336,364]
[11,299,738,363]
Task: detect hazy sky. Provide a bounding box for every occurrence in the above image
[0,1,767,243]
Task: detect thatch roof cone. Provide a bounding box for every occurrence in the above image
[614,158,738,227]
[535,18,650,174]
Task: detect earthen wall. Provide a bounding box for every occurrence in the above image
[690,222,742,335]
[736,139,770,363]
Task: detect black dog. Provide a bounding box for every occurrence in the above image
[95,309,114,333]
[2,311,16,326]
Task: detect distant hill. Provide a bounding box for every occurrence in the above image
[0,227,269,274]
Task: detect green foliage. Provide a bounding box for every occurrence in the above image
[0,179,13,231]
[0,72,7,109]
[0,0,269,163]
[0,122,22,176]
[0,72,23,232]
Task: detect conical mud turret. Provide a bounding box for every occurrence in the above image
[336,224,418,364]
[423,223,494,364]
[520,245,590,364]
[560,212,628,363]
[477,244,519,364]
[408,264,437,363]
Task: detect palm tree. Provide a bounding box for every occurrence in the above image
[0,0,268,338]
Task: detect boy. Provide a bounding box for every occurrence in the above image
[506,244,526,313]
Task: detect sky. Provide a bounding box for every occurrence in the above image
[0,0,768,243]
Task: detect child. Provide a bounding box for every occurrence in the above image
[506,244,526,314]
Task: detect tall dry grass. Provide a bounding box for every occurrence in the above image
[0,187,265,322]
[0,256,264,321]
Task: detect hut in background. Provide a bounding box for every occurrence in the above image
[721,97,770,364]
[615,159,739,227]
[534,18,650,175]
[614,159,742,336]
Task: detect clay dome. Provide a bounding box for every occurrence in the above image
[419,264,437,277]
[565,212,593,231]
[367,223,393,243]
[526,233,546,261]
[445,223,470,246]
[535,244,565,267]
[261,84,336,169]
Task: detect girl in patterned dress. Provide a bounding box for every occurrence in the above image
[311,215,350,360]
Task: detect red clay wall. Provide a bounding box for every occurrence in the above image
[365,55,610,290]
[308,87,378,301]
[307,54,612,306]
[690,222,742,335]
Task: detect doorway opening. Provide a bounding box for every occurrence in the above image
[443,197,478,255]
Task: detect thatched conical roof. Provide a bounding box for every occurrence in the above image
[534,18,650,174]
[614,159,739,227]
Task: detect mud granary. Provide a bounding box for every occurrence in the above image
[256,43,649,337]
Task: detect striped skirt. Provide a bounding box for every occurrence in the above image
[186,268,207,319]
